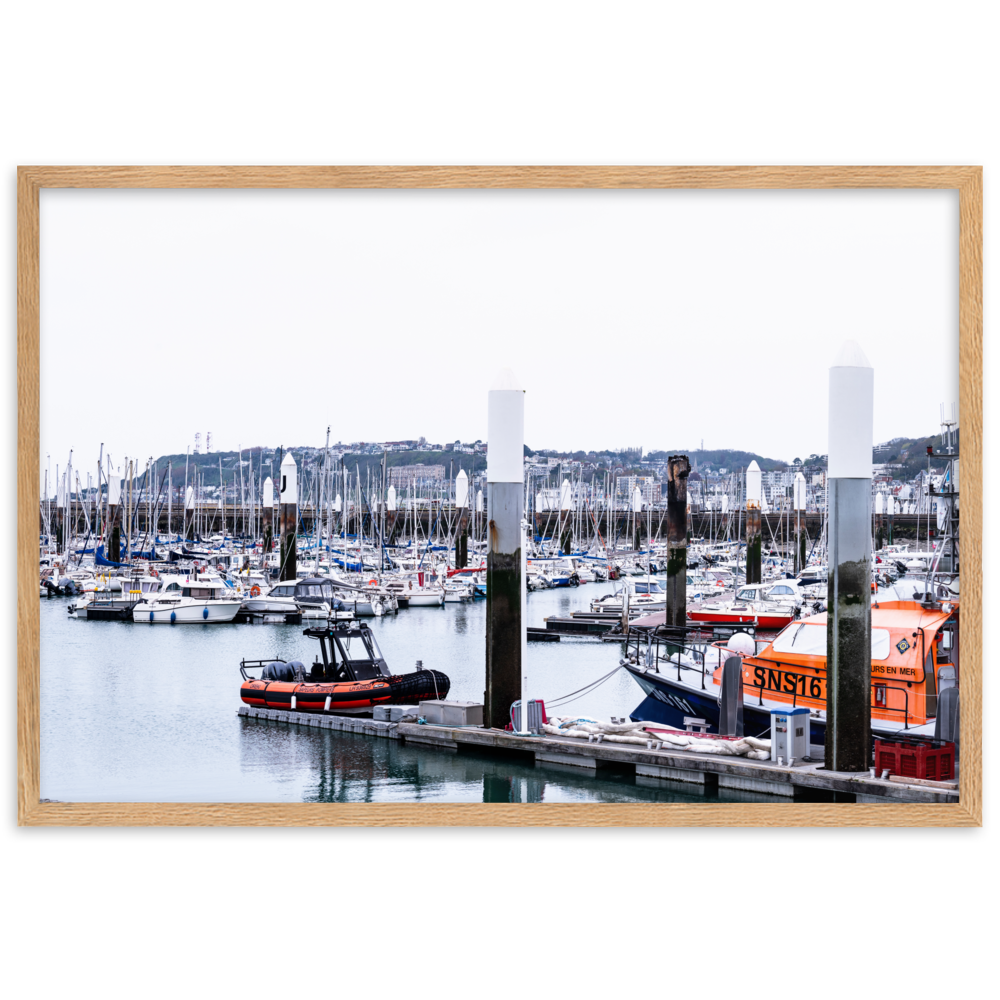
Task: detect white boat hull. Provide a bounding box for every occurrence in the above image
[133,600,243,623]
[404,592,445,607]
[241,597,299,614]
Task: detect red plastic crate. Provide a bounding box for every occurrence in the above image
[874,739,955,781]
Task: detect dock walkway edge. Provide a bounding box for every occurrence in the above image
[236,706,958,803]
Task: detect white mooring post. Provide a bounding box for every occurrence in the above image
[485,368,525,730]
[793,470,807,573]
[279,452,298,582]
[519,515,530,734]
[262,476,274,557]
[826,340,874,772]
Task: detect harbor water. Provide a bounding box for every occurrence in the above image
[40,581,745,803]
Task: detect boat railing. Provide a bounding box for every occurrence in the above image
[746,663,912,729]
[239,656,286,681]
[872,681,910,729]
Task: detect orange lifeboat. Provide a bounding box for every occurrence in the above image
[240,622,449,713]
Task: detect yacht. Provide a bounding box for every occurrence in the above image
[383,571,445,607]
[71,571,162,620]
[590,579,666,614]
[132,573,243,623]
[264,577,339,619]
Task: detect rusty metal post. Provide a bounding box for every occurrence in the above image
[664,455,691,630]
[826,341,873,773]
[485,370,524,730]
[279,452,298,581]
[745,461,762,584]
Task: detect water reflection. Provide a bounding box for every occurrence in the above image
[42,581,736,803]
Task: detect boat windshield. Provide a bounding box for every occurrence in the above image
[634,582,662,595]
[332,630,389,679]
[363,631,383,661]
[772,622,892,660]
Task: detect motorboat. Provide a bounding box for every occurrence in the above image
[444,579,474,603]
[623,600,959,744]
[529,558,578,587]
[262,577,337,618]
[383,572,445,607]
[71,571,163,620]
[686,582,802,630]
[239,621,450,714]
[590,579,666,614]
[132,573,243,623]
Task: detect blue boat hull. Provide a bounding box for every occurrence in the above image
[627,667,828,744]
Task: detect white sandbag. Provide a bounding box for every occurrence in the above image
[678,738,728,752]
[653,733,694,747]
[542,724,589,738]
[746,749,771,760]
[602,733,652,745]
[744,736,772,751]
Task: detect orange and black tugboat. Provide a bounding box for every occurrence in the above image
[240,622,450,714]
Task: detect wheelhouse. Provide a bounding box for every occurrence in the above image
[239,622,392,685]
[268,577,337,605]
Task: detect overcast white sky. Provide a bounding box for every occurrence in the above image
[40,188,957,489]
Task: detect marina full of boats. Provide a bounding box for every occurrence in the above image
[40,392,963,784]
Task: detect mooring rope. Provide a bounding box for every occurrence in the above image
[545,665,623,709]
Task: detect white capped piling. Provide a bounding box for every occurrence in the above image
[107,473,122,562]
[887,494,895,546]
[631,485,642,551]
[262,476,274,557]
[794,471,807,573]
[455,469,469,568]
[560,478,573,554]
[279,451,298,581]
[826,340,874,772]
[875,491,884,550]
[485,367,525,730]
[184,485,195,541]
[745,461,762,583]
[665,456,691,630]
[386,484,398,544]
[518,513,530,733]
[56,470,66,552]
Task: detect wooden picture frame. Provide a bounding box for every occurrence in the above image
[18,165,982,827]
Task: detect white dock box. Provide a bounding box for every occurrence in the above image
[373,705,421,722]
[770,707,809,761]
[419,701,484,726]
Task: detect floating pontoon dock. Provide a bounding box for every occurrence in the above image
[236,705,957,804]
